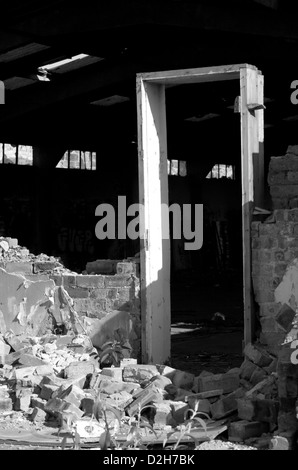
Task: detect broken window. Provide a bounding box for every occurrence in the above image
[56,150,96,170]
[168,159,187,176]
[206,164,235,180]
[0,143,33,165]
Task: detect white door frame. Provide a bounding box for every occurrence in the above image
[136,64,264,364]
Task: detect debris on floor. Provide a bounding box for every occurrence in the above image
[0,327,280,450]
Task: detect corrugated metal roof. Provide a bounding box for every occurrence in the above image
[3,76,36,90]
[0,43,50,63]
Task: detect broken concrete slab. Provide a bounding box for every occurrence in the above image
[172,370,195,390]
[153,402,176,427]
[64,360,97,379]
[0,268,55,337]
[101,367,123,381]
[29,407,47,423]
[85,310,134,350]
[123,364,159,384]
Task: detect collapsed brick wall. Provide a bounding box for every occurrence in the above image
[251,145,298,439]
[0,240,141,360]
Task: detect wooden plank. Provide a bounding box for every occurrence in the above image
[240,67,261,346]
[138,64,256,86]
[137,77,171,364]
[254,73,265,208]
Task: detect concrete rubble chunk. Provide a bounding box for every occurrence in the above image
[101,367,123,381]
[96,376,140,395]
[167,400,189,424]
[153,402,176,427]
[31,396,47,411]
[156,365,176,380]
[64,360,97,379]
[39,384,59,401]
[172,370,195,390]
[101,391,133,410]
[143,374,172,391]
[0,397,13,412]
[122,364,159,384]
[30,407,47,423]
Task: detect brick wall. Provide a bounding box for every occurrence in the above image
[252,144,298,437]
[0,250,141,360]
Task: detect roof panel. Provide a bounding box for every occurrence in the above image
[3,76,36,90]
[0,43,50,63]
[39,54,103,74]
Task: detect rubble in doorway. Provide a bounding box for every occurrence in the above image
[0,330,286,450]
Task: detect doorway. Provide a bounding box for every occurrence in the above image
[136,64,264,366]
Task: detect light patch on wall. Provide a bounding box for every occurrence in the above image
[56,150,96,170]
[168,159,187,177]
[206,164,235,179]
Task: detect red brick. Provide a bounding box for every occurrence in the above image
[104,275,133,288]
[237,398,279,424]
[228,420,270,442]
[5,262,32,274]
[210,388,244,419]
[76,275,105,288]
[33,262,59,273]
[197,372,239,394]
[116,262,137,275]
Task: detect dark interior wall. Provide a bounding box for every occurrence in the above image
[0,139,139,272]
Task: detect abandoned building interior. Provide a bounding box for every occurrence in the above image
[0,0,298,450]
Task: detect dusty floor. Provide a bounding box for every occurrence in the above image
[170,271,244,375]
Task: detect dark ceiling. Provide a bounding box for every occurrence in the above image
[0,0,298,156]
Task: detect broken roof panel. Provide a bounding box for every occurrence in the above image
[39,54,103,74]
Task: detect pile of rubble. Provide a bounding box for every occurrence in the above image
[0,236,74,275]
[0,329,284,449]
